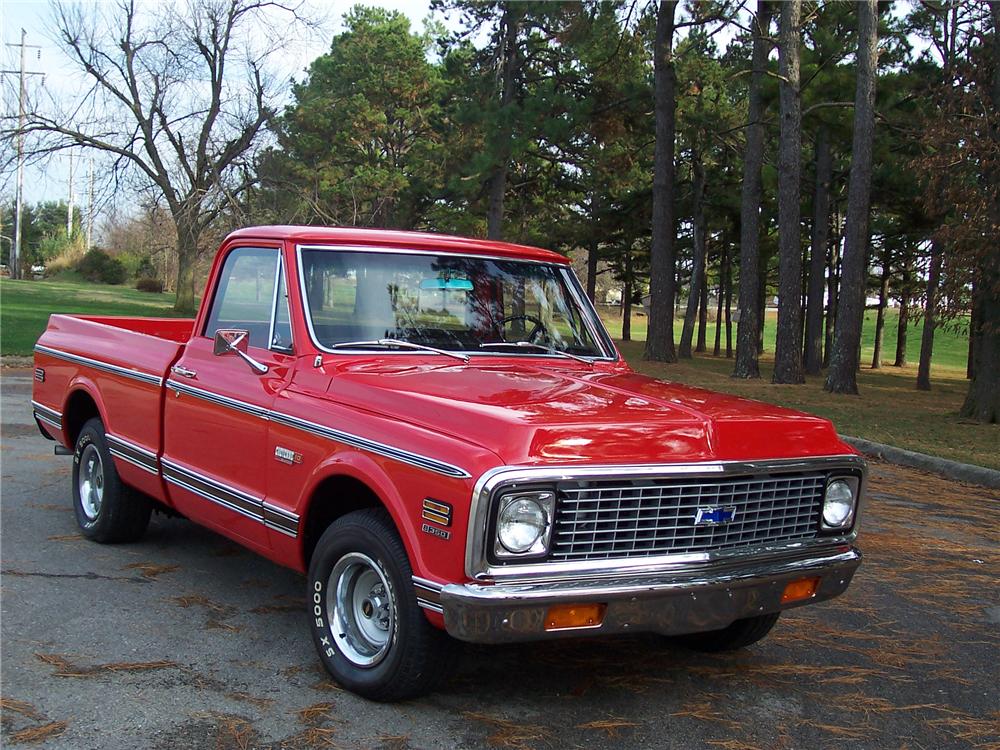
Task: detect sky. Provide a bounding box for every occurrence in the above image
[0,0,432,208]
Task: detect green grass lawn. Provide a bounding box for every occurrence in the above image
[1,276,187,356]
[598,306,971,372]
[617,342,998,471]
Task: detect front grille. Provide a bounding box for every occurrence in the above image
[549,472,826,562]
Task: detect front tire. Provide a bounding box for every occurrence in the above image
[307,509,455,701]
[72,418,152,543]
[676,612,780,652]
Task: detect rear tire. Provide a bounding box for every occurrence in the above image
[307,508,455,701]
[72,418,152,543]
[675,612,780,652]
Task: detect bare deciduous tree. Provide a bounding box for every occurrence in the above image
[13,0,310,312]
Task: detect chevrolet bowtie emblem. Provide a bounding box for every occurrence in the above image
[694,506,737,526]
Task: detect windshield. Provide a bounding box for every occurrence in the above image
[299,249,609,357]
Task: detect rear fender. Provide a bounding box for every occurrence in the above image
[61,376,108,449]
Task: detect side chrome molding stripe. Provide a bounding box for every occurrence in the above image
[166,379,270,419]
[34,345,163,386]
[160,457,300,538]
[31,401,63,430]
[267,411,471,479]
[412,576,444,613]
[106,434,159,475]
[166,378,471,480]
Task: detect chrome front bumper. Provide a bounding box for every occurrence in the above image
[434,547,861,644]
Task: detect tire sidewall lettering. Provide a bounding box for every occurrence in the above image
[74,433,93,465]
[74,429,99,528]
[312,578,326,630]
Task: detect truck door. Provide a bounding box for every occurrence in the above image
[162,245,295,552]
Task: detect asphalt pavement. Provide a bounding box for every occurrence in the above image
[2,368,998,749]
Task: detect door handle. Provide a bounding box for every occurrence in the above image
[171,365,197,379]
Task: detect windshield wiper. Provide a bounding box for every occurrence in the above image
[479,341,594,366]
[327,339,470,363]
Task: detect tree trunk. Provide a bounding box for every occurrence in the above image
[697,250,709,353]
[824,219,841,367]
[622,249,633,342]
[586,192,601,301]
[486,3,521,240]
[916,240,942,391]
[643,0,680,363]
[680,152,707,358]
[871,249,890,369]
[967,280,978,379]
[758,258,769,355]
[733,0,773,379]
[961,263,1000,421]
[805,127,832,375]
[714,244,725,357]
[894,261,910,366]
[173,214,201,314]
[773,0,804,384]
[724,240,734,358]
[960,0,1000,421]
[825,0,878,395]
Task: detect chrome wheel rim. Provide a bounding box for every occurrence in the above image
[327,552,395,667]
[78,444,104,521]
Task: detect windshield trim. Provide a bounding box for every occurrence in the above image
[294,244,619,362]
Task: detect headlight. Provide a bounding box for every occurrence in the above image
[494,491,555,558]
[822,478,857,530]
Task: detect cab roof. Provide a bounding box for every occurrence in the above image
[225,225,570,265]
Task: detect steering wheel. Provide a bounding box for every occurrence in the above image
[499,314,549,344]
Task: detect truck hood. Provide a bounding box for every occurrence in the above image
[321,361,851,466]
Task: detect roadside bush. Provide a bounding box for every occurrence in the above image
[77,249,126,285]
[118,251,157,280]
[135,277,164,293]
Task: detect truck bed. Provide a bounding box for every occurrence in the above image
[32,314,195,502]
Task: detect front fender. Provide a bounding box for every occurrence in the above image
[295,449,460,581]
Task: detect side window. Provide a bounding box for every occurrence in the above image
[204,248,278,349]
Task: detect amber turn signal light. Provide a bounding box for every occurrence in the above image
[781,577,820,604]
[544,603,606,631]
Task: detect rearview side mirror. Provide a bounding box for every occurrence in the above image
[213,329,269,374]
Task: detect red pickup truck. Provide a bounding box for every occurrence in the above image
[32,226,864,701]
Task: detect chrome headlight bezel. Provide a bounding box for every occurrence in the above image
[491,489,556,561]
[820,476,860,531]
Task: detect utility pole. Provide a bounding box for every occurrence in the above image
[86,156,94,248]
[2,30,43,280]
[67,151,75,238]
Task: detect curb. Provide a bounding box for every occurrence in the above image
[840,435,1000,490]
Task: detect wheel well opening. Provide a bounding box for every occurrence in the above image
[64,390,101,446]
[302,475,383,568]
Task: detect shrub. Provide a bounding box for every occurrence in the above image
[76,249,126,285]
[136,255,157,279]
[118,251,157,280]
[135,277,164,293]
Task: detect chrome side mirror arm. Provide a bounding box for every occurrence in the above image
[213,329,269,374]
